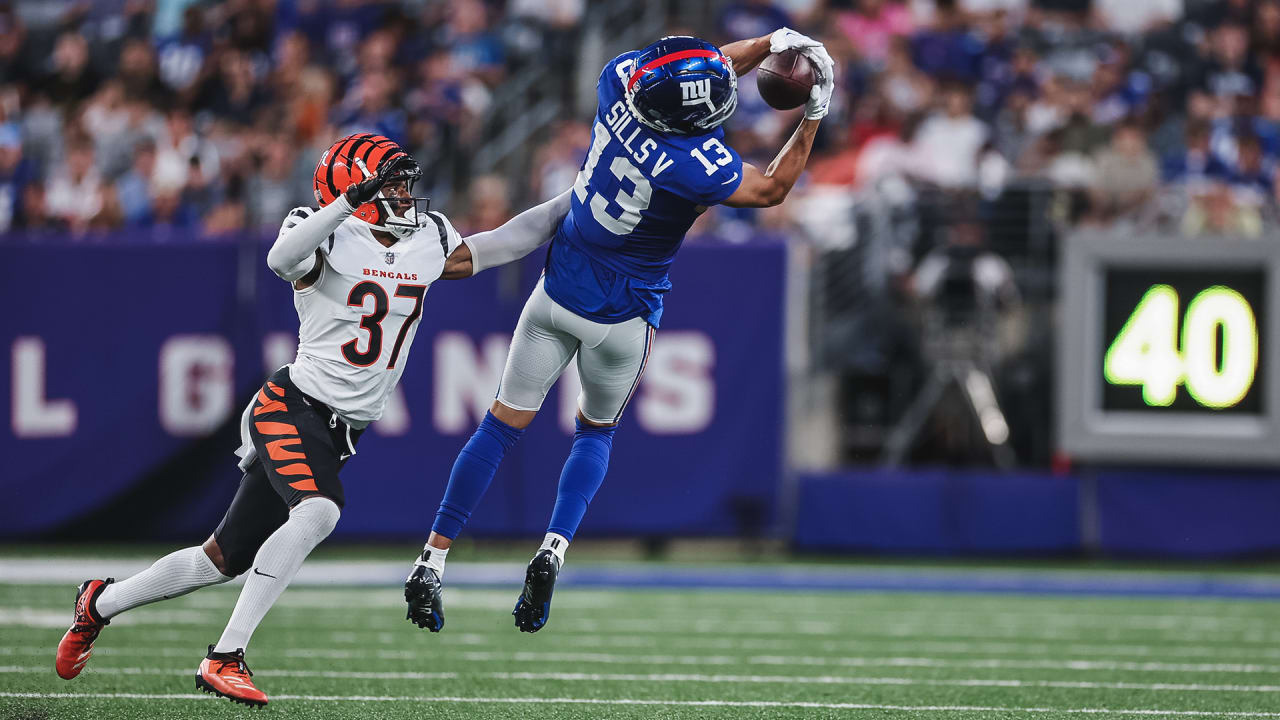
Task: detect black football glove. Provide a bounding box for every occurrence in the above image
[405,559,445,632]
[344,156,415,206]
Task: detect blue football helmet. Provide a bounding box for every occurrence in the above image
[625,36,738,135]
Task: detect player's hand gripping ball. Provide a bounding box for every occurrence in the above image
[760,28,835,118]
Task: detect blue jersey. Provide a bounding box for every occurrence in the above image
[542,51,744,328]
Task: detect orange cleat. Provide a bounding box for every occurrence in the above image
[55,578,113,680]
[196,646,268,707]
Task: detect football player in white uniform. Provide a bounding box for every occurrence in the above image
[55,133,570,706]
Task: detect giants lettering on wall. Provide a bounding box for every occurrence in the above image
[10,332,716,439]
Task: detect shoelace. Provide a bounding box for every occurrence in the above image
[214,657,253,677]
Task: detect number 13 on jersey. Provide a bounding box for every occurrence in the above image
[573,122,653,235]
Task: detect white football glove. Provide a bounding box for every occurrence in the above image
[804,51,835,120]
[769,27,820,54]
[769,27,835,81]
[769,27,836,120]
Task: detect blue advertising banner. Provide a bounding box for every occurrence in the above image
[1,238,785,541]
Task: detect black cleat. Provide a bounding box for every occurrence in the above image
[405,565,445,632]
[513,550,560,633]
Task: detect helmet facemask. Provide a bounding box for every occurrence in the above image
[355,156,430,240]
[691,60,738,132]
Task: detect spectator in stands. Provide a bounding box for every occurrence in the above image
[1162,119,1230,185]
[879,35,934,115]
[1182,181,1264,238]
[836,0,913,68]
[246,133,302,230]
[443,0,505,86]
[1091,44,1151,126]
[911,81,987,188]
[529,120,588,203]
[463,174,511,233]
[1194,22,1263,100]
[44,136,108,232]
[45,32,98,111]
[114,137,156,227]
[335,71,407,145]
[0,121,28,232]
[198,49,267,124]
[910,0,983,82]
[1228,133,1276,204]
[1056,78,1110,155]
[1089,120,1159,222]
[0,4,30,87]
[156,5,209,96]
[718,0,793,44]
[993,86,1036,166]
[1092,0,1181,36]
[117,37,169,107]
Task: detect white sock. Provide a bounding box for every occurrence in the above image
[95,546,232,619]
[540,532,569,565]
[213,497,339,653]
[418,544,448,579]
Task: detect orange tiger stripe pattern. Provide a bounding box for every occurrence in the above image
[254,388,287,415]
[251,382,319,493]
[265,438,305,461]
[254,421,298,435]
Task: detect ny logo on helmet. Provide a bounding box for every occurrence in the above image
[681,79,716,112]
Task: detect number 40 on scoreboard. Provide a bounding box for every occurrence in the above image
[1104,283,1260,410]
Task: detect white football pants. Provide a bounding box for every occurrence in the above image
[496,277,654,425]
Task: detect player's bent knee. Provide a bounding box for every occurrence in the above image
[490,400,537,429]
[210,536,257,578]
[576,411,618,429]
[291,495,341,538]
[202,536,238,577]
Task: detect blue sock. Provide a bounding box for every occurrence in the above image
[432,412,524,539]
[546,419,618,542]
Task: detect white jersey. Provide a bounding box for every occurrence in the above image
[281,206,463,426]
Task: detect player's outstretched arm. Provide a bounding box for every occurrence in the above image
[720,34,771,74]
[724,116,821,209]
[442,190,572,280]
[722,28,830,76]
[723,40,833,210]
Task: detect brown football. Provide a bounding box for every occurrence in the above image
[756,49,816,110]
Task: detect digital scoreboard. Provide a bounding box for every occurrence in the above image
[1058,233,1280,465]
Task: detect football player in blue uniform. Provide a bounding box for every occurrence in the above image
[405,29,834,633]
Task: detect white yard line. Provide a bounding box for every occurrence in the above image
[455,650,1280,675]
[1,665,1276,692]
[14,635,1280,664]
[22,604,1277,643]
[2,691,1279,716]
[126,590,1280,629]
[312,633,1280,661]
[0,607,218,628]
[9,643,1277,673]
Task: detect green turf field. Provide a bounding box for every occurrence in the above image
[3,559,1280,719]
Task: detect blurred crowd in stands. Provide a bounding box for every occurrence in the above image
[3,0,1279,242]
[0,0,582,236]
[711,0,1280,245]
